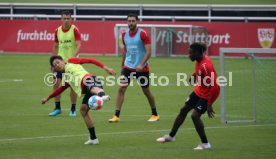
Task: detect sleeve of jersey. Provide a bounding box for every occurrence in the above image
[68,58,105,68]
[140,30,151,44]
[208,86,220,106]
[74,27,81,41]
[47,83,70,99]
[54,29,58,43]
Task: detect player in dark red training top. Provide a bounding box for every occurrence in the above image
[156,43,220,150]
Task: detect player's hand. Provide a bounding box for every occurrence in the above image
[103,66,116,76]
[136,65,143,72]
[41,98,48,105]
[207,105,215,118]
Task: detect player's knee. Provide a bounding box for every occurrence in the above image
[118,86,127,95]
[142,88,151,96]
[179,106,189,116]
[80,105,88,116]
[119,75,129,87]
[191,112,200,121]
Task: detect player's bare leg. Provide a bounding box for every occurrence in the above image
[69,88,77,116]
[80,104,99,145]
[191,110,211,150]
[90,87,110,102]
[80,104,94,128]
[157,104,193,143]
[108,85,128,123]
[142,87,159,122]
[53,78,62,102]
[115,85,128,111]
[49,78,62,116]
[171,104,193,136]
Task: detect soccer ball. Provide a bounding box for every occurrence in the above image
[88,95,103,110]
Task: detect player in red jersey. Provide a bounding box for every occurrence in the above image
[157,43,220,150]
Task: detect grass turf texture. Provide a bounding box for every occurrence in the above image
[0,54,275,159]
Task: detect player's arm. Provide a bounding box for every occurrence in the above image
[41,83,70,104]
[136,30,151,72]
[206,86,218,118]
[52,29,59,56]
[121,45,127,68]
[68,58,116,75]
[72,27,82,57]
[201,64,218,118]
[121,32,127,68]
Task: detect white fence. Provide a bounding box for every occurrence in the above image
[0,3,276,22]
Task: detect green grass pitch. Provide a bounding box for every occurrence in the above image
[0,54,275,159]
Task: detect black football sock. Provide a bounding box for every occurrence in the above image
[97,91,105,97]
[201,136,208,143]
[151,108,158,116]
[115,110,120,117]
[71,104,76,112]
[169,130,177,138]
[55,102,61,110]
[88,127,97,140]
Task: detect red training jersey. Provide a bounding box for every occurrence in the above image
[193,55,220,106]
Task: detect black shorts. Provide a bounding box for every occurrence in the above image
[53,70,63,79]
[82,76,103,105]
[121,68,150,88]
[185,92,208,114]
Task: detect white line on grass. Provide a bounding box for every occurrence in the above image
[0,79,24,83]
[0,123,275,142]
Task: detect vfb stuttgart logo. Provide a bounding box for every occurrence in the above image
[258,28,274,48]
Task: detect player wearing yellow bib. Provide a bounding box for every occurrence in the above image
[41,56,115,145]
[51,10,82,117]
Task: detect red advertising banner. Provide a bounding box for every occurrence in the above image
[0,20,275,56]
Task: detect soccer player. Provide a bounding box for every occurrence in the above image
[41,56,115,145]
[108,14,159,123]
[156,43,220,150]
[50,10,82,117]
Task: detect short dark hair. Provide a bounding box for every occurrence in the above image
[61,10,71,16]
[127,13,138,20]
[190,43,207,54]
[50,55,63,67]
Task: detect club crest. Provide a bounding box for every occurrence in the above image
[258,28,274,48]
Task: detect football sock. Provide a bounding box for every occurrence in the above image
[88,127,97,140]
[201,136,208,143]
[169,130,177,138]
[71,104,76,112]
[115,110,120,117]
[151,108,158,116]
[97,91,105,97]
[55,102,61,110]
